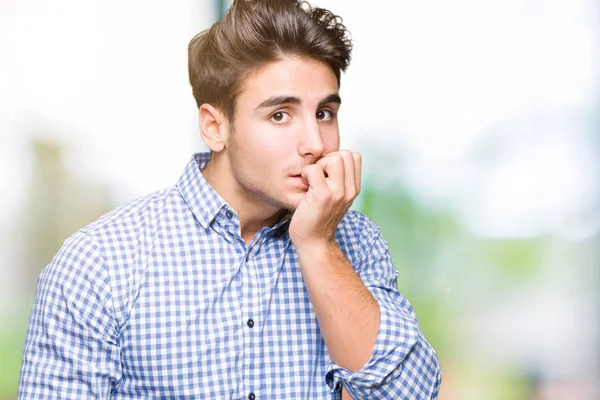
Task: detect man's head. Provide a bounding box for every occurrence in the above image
[189,0,353,216]
[188,0,352,122]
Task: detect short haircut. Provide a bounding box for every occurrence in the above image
[188,0,353,121]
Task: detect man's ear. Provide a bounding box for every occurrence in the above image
[199,104,231,152]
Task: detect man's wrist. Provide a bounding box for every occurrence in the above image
[293,237,339,260]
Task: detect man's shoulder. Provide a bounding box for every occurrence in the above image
[45,185,186,279]
[337,209,379,236]
[335,210,382,261]
[79,185,181,241]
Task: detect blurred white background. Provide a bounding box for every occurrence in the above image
[1,0,598,398]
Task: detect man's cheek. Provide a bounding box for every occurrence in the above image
[325,141,340,154]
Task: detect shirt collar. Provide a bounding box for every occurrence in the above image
[177,152,293,234]
[176,153,229,229]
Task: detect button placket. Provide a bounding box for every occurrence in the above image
[240,246,261,400]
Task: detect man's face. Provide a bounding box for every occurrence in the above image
[223,55,341,212]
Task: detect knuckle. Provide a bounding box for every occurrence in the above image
[334,194,345,203]
[344,188,355,200]
[306,164,319,174]
[332,190,344,201]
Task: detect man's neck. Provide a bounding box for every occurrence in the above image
[202,159,287,245]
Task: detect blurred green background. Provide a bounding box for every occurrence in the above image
[1,0,598,399]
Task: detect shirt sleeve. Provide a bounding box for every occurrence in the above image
[18,231,122,399]
[325,226,442,399]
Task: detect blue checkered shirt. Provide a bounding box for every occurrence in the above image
[19,153,441,399]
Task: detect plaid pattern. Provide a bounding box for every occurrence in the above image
[19,153,441,399]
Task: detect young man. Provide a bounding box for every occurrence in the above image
[19,1,441,398]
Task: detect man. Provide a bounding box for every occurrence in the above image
[19,0,441,398]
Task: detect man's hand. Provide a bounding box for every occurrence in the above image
[288,150,378,375]
[289,150,362,248]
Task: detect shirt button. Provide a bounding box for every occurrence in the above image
[248,393,255,400]
[247,319,254,328]
[225,210,233,219]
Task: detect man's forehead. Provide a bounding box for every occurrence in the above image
[240,57,339,100]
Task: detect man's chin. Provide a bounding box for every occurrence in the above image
[258,193,301,214]
[283,192,307,211]
[279,200,300,212]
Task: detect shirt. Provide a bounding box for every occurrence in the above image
[19,153,441,399]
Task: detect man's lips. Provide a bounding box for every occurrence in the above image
[291,175,309,187]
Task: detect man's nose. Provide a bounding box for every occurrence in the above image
[298,119,324,158]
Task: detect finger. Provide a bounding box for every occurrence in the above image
[316,154,345,199]
[337,150,356,198]
[301,164,328,195]
[352,152,362,193]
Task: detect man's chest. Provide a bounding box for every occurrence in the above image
[113,239,336,399]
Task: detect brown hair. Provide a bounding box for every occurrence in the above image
[188,0,352,121]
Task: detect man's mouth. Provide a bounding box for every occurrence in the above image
[291,175,310,187]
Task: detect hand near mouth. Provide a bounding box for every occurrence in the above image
[289,150,362,249]
[291,174,311,188]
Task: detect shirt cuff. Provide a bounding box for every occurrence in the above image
[324,299,420,395]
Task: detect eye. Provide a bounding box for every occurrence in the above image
[270,111,291,124]
[317,109,335,121]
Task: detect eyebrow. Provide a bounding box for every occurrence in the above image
[318,94,342,107]
[257,96,301,109]
[256,93,342,109]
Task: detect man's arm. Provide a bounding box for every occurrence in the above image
[295,240,379,373]
[18,231,121,399]
[290,150,441,398]
[295,224,441,399]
